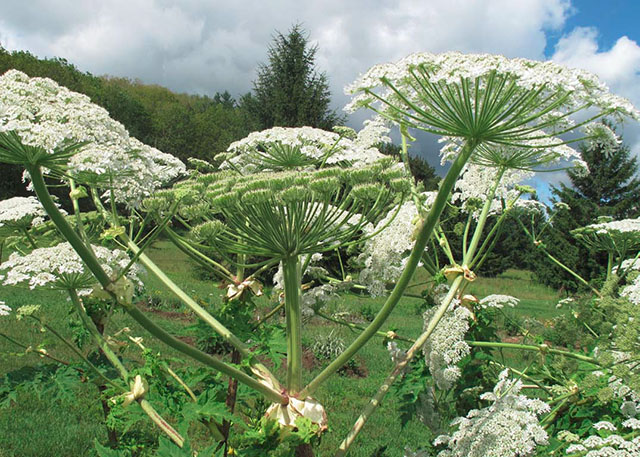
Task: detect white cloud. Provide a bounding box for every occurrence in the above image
[0,0,570,103]
[551,26,640,160]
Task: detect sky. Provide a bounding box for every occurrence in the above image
[1,0,639,199]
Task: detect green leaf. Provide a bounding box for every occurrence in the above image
[94,439,131,457]
[181,394,238,426]
[155,437,193,457]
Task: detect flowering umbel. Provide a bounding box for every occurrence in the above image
[434,369,550,457]
[0,69,185,208]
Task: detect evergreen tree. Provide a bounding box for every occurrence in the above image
[536,124,640,290]
[246,24,343,129]
[377,142,440,190]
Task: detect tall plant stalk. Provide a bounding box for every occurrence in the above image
[300,139,478,398]
[283,255,303,394]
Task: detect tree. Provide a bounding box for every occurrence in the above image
[246,24,343,130]
[535,123,640,290]
[377,142,440,190]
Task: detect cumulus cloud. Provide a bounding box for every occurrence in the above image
[551,26,640,159]
[3,0,638,190]
[0,0,570,104]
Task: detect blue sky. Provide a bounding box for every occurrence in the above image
[546,1,640,54]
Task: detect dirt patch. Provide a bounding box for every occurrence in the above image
[176,335,197,346]
[302,348,319,370]
[501,335,524,344]
[138,303,193,322]
[338,356,368,378]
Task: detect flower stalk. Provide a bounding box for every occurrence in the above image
[283,255,303,394]
[301,139,477,398]
[28,164,286,404]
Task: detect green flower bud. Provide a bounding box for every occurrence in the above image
[278,186,310,203]
[350,183,380,202]
[192,220,226,242]
[310,177,341,196]
[242,189,273,206]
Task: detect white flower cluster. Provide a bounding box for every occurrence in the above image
[479,294,520,309]
[556,297,575,309]
[451,163,531,216]
[302,284,337,311]
[621,275,640,306]
[434,369,550,457]
[587,218,640,235]
[565,404,640,457]
[358,194,436,296]
[0,196,48,229]
[346,51,639,121]
[70,137,185,208]
[583,122,622,156]
[0,69,185,208]
[612,258,640,275]
[387,341,406,365]
[423,304,472,390]
[573,218,640,254]
[0,301,10,316]
[224,120,388,173]
[0,69,128,153]
[514,199,548,215]
[0,242,143,294]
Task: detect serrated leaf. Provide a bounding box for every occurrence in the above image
[155,437,193,457]
[94,439,131,457]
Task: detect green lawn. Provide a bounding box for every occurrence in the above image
[0,242,559,457]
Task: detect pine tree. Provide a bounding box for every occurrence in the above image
[246,24,343,130]
[536,124,640,290]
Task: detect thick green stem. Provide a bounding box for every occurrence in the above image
[335,275,464,456]
[29,168,284,403]
[283,255,303,394]
[606,251,614,282]
[22,227,38,249]
[68,289,129,379]
[164,227,234,281]
[28,166,111,286]
[517,217,602,298]
[468,341,600,365]
[544,249,602,298]
[462,167,505,265]
[123,304,286,403]
[124,238,250,353]
[138,399,185,447]
[69,179,89,243]
[300,139,477,398]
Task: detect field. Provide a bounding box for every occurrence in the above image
[0,241,562,457]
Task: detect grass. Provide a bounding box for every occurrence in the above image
[466,269,564,320]
[0,242,560,457]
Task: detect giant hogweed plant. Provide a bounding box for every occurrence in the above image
[0,50,638,457]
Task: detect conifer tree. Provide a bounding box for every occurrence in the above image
[536,124,640,290]
[246,24,343,129]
